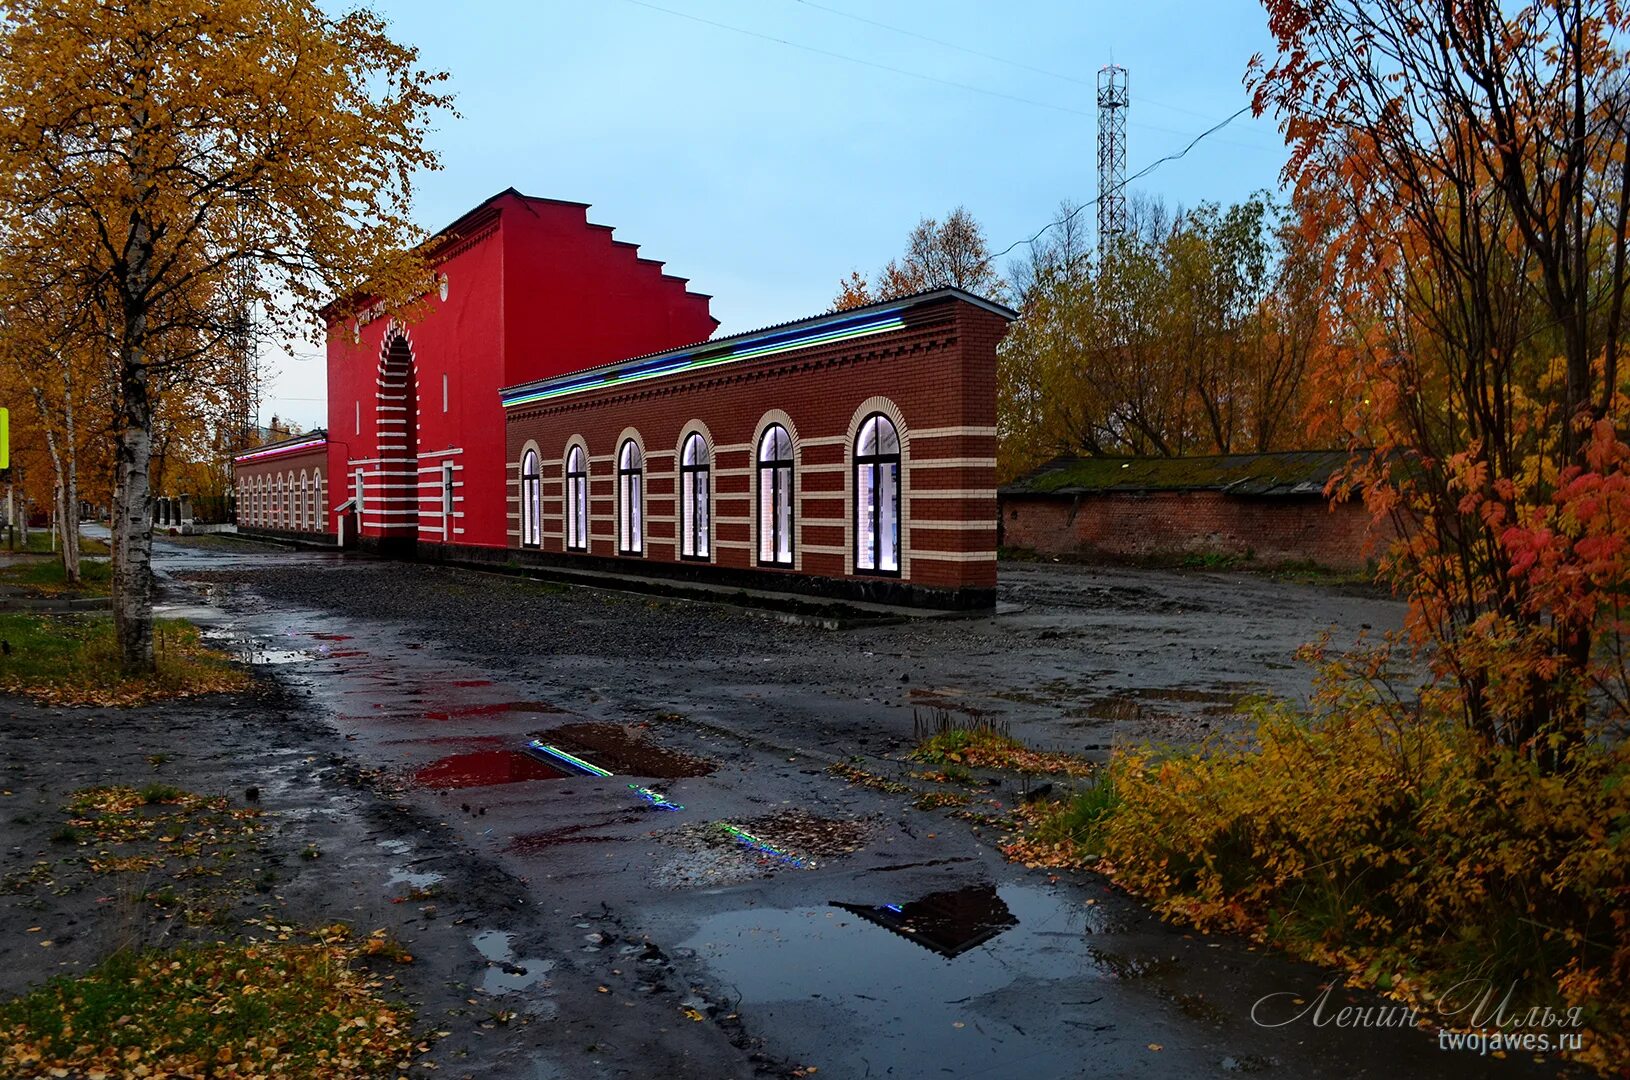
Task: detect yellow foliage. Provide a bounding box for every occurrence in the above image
[1081,698,1629,1074]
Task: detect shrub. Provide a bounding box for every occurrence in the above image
[1093,695,1629,1072]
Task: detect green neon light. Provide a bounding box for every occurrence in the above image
[527,740,613,777]
[501,316,905,409]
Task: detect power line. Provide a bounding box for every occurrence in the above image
[787,0,1283,145]
[787,0,1096,88]
[982,104,1254,267]
[619,0,1095,118]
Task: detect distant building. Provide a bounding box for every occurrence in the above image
[231,429,328,537]
[233,188,1013,608]
[999,451,1389,570]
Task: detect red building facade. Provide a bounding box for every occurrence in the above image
[234,190,1012,609]
[319,189,716,552]
[499,290,1011,608]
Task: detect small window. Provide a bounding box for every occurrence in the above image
[520,451,540,547]
[442,462,455,536]
[617,440,644,556]
[680,432,710,560]
[354,468,365,518]
[757,424,794,566]
[855,413,902,575]
[313,469,323,531]
[566,446,588,552]
[442,373,449,413]
[300,472,310,531]
[354,400,360,435]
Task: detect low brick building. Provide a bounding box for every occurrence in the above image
[232,430,330,539]
[999,451,1387,570]
[500,288,1013,609]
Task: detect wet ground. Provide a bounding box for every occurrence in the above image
[1,536,1574,1078]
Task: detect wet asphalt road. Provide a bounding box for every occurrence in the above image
[145,536,1565,1080]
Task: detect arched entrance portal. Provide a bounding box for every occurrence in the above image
[376,331,419,552]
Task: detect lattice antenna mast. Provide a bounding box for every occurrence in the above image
[1096,63,1129,249]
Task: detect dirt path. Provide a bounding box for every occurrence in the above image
[0,539,1570,1078]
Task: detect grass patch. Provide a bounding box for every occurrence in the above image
[4,530,109,556]
[0,929,423,1078]
[914,727,1098,778]
[0,613,251,705]
[0,557,112,595]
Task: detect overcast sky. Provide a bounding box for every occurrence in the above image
[262,0,1291,429]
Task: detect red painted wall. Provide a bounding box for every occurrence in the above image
[1000,490,1389,570]
[321,191,716,549]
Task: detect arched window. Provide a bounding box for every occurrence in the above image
[617,439,644,556]
[757,424,794,566]
[680,432,710,560]
[313,469,323,531]
[565,445,588,552]
[520,449,541,548]
[300,472,309,531]
[854,413,902,575]
[275,476,285,526]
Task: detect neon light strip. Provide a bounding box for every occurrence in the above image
[718,822,807,867]
[233,438,327,464]
[500,313,907,409]
[525,740,613,777]
[628,783,683,811]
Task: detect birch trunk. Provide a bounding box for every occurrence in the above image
[30,381,78,584]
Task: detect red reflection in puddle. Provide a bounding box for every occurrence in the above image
[309,632,352,641]
[451,679,493,688]
[424,701,563,721]
[413,750,570,789]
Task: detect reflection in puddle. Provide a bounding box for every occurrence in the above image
[471,930,555,995]
[387,866,443,891]
[831,884,1018,958]
[424,701,563,721]
[536,722,714,779]
[682,884,1115,1078]
[412,750,571,789]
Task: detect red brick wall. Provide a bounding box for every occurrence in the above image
[1000,490,1389,570]
[234,444,330,534]
[503,295,1006,600]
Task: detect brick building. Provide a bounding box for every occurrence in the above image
[500,288,1011,608]
[234,188,1014,609]
[232,430,330,538]
[999,451,1388,570]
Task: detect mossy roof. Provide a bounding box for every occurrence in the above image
[1001,450,1354,498]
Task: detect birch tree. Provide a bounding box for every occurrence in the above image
[0,0,451,672]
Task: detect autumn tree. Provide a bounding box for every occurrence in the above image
[1251,0,1630,748]
[834,206,1004,309]
[0,0,451,672]
[996,193,1323,480]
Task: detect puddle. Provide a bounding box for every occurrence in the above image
[535,722,714,779]
[412,750,572,789]
[831,884,1017,958]
[308,632,352,642]
[471,930,555,995]
[424,701,565,721]
[681,883,1137,1077]
[203,629,313,665]
[387,866,444,892]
